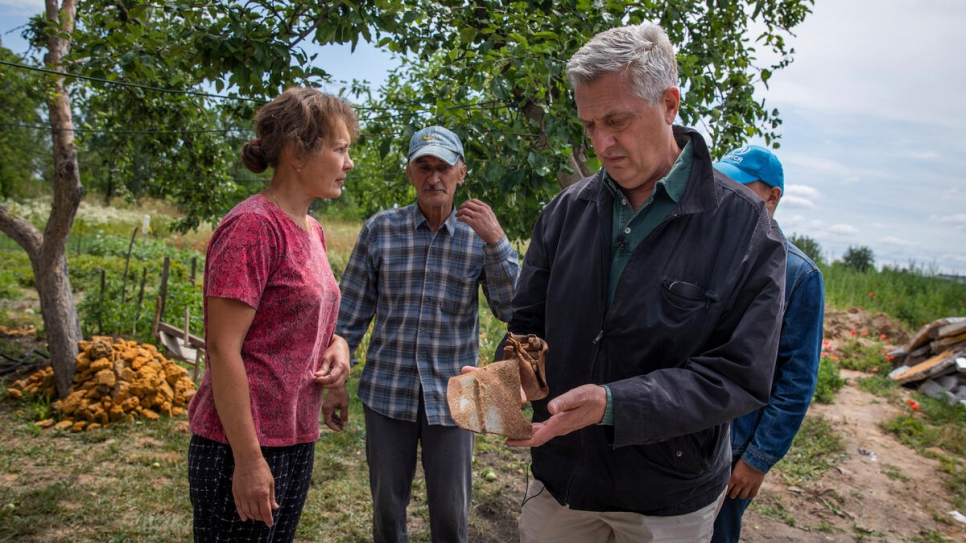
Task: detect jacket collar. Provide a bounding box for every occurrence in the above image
[575,126,719,216]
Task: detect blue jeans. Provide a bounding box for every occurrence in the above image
[364,401,474,543]
[710,493,751,543]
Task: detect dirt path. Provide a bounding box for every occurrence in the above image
[741,370,966,542]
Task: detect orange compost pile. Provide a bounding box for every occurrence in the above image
[6,336,196,432]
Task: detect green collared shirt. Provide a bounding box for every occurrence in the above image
[605,140,693,308]
[599,140,693,426]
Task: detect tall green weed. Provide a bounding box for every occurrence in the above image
[822,262,966,329]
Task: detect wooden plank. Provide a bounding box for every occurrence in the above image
[891,352,957,384]
[929,332,966,353]
[156,321,206,349]
[937,319,966,339]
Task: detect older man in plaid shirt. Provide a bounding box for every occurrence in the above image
[336,125,520,543]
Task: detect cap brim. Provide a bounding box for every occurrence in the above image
[714,161,759,185]
[409,146,460,166]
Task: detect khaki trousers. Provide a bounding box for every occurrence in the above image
[519,480,726,543]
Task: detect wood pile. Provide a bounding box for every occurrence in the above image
[6,336,197,432]
[889,317,966,407]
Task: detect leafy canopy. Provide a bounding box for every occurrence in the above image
[353,0,815,240]
[8,0,813,239]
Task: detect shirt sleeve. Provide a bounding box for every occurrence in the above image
[479,235,521,323]
[204,213,278,309]
[336,220,378,364]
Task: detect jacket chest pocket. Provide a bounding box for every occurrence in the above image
[660,278,718,322]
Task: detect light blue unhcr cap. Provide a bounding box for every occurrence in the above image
[714,145,784,192]
[408,126,465,165]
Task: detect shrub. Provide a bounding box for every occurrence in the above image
[788,233,824,266]
[841,245,875,272]
[813,356,845,404]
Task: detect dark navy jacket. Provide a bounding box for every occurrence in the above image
[508,126,786,516]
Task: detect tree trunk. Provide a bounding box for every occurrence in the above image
[41,0,82,398]
[520,99,592,190]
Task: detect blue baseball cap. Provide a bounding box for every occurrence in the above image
[714,145,784,192]
[407,126,465,165]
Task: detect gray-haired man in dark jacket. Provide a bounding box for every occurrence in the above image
[506,23,787,542]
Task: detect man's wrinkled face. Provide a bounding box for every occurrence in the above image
[575,71,679,196]
[407,155,466,212]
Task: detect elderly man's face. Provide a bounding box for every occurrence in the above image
[407,155,467,212]
[575,71,680,204]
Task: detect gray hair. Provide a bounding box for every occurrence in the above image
[565,23,678,104]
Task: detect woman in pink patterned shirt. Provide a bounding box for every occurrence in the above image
[187,87,357,542]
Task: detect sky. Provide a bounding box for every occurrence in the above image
[3,0,965,275]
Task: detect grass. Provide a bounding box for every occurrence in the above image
[0,407,194,542]
[5,196,966,540]
[0,361,528,543]
[749,494,796,527]
[821,262,966,331]
[812,357,845,404]
[773,415,846,485]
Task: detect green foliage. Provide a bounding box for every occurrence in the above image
[0,45,51,199]
[787,233,825,266]
[841,245,875,272]
[358,0,815,240]
[821,262,966,330]
[0,267,24,300]
[882,399,966,509]
[883,398,966,458]
[854,375,900,400]
[813,356,845,404]
[834,337,889,373]
[69,233,205,342]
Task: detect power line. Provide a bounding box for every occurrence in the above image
[0,122,250,135]
[0,59,518,117]
[0,59,263,103]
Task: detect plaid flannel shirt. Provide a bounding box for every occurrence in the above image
[336,204,520,425]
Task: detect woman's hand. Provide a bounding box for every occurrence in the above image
[232,455,279,527]
[314,334,350,388]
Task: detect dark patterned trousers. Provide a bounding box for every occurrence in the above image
[188,434,315,543]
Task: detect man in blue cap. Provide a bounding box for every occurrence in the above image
[711,145,825,543]
[336,126,521,543]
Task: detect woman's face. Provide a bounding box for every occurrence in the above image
[300,118,354,199]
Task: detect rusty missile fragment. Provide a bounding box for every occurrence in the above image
[447,334,548,439]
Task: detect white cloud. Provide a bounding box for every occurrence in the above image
[934,214,966,226]
[904,151,941,160]
[827,224,859,236]
[879,236,919,248]
[783,184,819,199]
[759,0,966,129]
[779,196,814,209]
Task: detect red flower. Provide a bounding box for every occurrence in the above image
[907,400,920,411]
[850,330,857,336]
[886,354,895,361]
[868,291,875,297]
[879,334,887,340]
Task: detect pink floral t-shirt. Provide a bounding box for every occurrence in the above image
[188,194,340,447]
